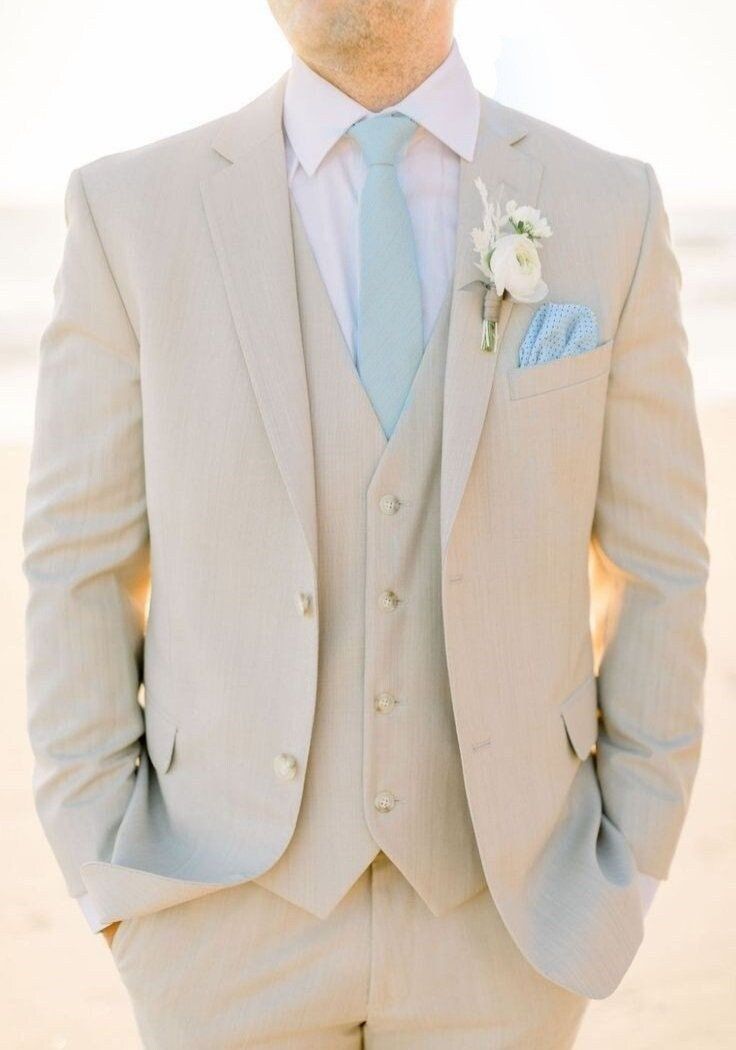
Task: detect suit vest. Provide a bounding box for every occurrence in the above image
[254,199,485,917]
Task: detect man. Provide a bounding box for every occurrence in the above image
[23,0,708,1046]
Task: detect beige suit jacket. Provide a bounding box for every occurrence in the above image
[23,75,708,998]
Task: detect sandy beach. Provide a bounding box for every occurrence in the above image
[1,401,734,1047]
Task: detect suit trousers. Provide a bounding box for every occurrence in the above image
[110,852,588,1049]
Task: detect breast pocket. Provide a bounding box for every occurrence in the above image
[506,339,613,402]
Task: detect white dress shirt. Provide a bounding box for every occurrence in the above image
[283,41,479,359]
[81,42,657,933]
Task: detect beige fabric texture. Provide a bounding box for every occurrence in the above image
[110,852,587,1049]
[23,75,708,1001]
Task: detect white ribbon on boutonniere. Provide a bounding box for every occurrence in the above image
[470,178,553,353]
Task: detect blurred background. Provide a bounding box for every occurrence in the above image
[1,1,734,1046]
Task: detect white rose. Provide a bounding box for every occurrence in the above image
[490,234,548,303]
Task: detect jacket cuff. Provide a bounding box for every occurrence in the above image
[637,871,660,917]
[75,891,106,933]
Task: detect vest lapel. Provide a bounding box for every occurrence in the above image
[440,99,544,557]
[201,76,318,571]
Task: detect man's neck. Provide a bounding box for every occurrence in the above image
[298,30,454,112]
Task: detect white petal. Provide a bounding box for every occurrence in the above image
[514,279,548,304]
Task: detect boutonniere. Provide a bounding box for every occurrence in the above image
[470,178,553,352]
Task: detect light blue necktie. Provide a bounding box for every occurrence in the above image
[348,114,423,437]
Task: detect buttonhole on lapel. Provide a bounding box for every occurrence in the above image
[471,737,493,753]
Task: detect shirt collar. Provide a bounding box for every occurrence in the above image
[283,40,480,178]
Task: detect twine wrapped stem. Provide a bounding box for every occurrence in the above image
[481,286,503,353]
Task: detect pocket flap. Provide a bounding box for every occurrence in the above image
[560,675,599,760]
[507,339,613,401]
[144,704,177,774]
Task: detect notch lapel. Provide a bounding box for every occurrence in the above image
[201,76,318,571]
[441,98,544,557]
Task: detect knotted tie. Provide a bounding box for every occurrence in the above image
[348,114,423,436]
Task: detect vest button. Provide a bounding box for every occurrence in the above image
[273,753,298,781]
[374,691,397,713]
[295,591,312,616]
[374,790,396,813]
[379,590,400,611]
[379,494,401,515]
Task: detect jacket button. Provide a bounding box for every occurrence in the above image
[379,494,401,515]
[273,753,298,781]
[379,590,399,611]
[374,692,397,713]
[374,790,396,813]
[295,592,312,616]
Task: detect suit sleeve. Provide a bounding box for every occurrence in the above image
[23,168,149,902]
[590,163,709,880]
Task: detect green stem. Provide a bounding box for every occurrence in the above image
[481,317,497,353]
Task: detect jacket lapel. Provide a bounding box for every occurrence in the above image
[201,76,318,571]
[441,98,544,556]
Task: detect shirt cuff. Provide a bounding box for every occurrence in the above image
[76,892,106,933]
[637,872,660,917]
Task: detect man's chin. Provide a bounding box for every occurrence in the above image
[271,0,392,52]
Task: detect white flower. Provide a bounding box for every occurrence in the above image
[489,234,548,303]
[469,181,552,354]
[504,200,553,242]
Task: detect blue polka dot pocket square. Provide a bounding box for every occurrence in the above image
[518,303,599,368]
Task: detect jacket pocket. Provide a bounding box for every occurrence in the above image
[560,675,599,760]
[507,339,613,401]
[144,703,177,774]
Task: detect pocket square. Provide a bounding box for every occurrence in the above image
[518,304,599,368]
